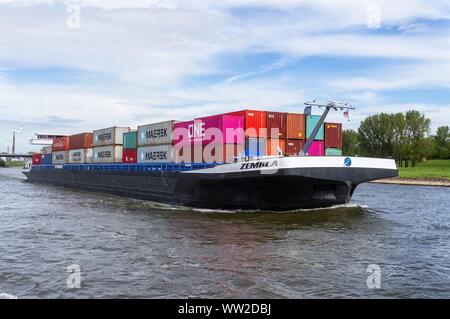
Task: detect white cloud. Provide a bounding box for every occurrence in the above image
[0,0,449,153]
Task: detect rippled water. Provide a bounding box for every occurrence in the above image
[0,167,449,298]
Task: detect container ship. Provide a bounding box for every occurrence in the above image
[25,104,398,211]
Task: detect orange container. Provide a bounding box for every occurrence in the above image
[69,133,93,150]
[52,136,70,152]
[285,139,305,156]
[266,139,286,156]
[286,113,305,140]
[324,123,342,148]
[227,110,267,138]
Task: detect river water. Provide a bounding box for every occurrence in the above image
[0,167,449,299]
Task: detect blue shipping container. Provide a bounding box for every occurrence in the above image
[41,153,52,165]
[306,115,324,140]
[245,138,267,157]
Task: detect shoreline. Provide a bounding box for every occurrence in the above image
[371,177,450,187]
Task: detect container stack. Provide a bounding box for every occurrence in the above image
[306,115,325,156]
[52,136,70,164]
[93,127,130,163]
[137,121,175,163]
[122,130,138,163]
[226,110,266,157]
[285,113,306,156]
[69,133,93,164]
[324,123,343,156]
[266,112,286,156]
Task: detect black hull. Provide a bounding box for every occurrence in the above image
[23,164,397,211]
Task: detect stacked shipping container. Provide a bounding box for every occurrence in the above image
[324,123,343,156]
[123,131,138,163]
[69,133,93,164]
[137,121,175,163]
[52,136,70,164]
[93,127,129,163]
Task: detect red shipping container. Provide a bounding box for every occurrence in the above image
[52,136,70,152]
[32,154,42,165]
[69,133,93,150]
[307,141,325,156]
[195,115,245,145]
[286,113,306,140]
[324,123,342,148]
[227,110,267,138]
[122,149,137,163]
[285,139,305,156]
[266,112,287,139]
[266,139,286,156]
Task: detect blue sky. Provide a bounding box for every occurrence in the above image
[0,0,449,153]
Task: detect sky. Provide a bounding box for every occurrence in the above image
[0,0,449,153]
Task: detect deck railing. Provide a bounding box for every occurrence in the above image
[31,162,218,172]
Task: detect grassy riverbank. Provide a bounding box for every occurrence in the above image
[398,160,450,180]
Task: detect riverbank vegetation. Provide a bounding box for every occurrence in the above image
[398,160,450,180]
[343,110,450,170]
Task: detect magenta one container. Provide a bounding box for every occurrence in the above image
[195,115,244,145]
[173,120,194,146]
[308,141,325,156]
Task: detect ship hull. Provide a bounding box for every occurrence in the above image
[23,157,398,211]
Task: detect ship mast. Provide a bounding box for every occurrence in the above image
[300,100,355,156]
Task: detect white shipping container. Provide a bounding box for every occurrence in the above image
[92,145,123,163]
[93,127,130,146]
[52,151,69,164]
[69,148,93,164]
[138,144,174,163]
[138,120,175,146]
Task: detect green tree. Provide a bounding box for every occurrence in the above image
[432,126,450,159]
[342,129,359,156]
[357,113,396,158]
[404,110,431,166]
[0,157,5,167]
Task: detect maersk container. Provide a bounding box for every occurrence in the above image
[41,153,52,165]
[285,139,305,156]
[69,148,93,164]
[227,110,267,138]
[69,133,93,150]
[267,112,287,139]
[122,148,137,163]
[306,115,324,140]
[266,139,286,156]
[92,145,123,163]
[245,138,266,157]
[123,131,138,149]
[195,115,244,145]
[325,148,343,156]
[307,141,325,156]
[138,120,175,146]
[324,122,342,148]
[32,154,42,165]
[52,136,70,152]
[286,113,306,140]
[93,127,130,147]
[138,144,174,163]
[52,151,69,164]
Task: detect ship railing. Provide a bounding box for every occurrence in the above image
[31,163,218,172]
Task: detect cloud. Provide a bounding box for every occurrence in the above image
[0,0,449,153]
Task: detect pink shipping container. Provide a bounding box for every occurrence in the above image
[307,141,325,156]
[173,120,195,146]
[195,115,244,145]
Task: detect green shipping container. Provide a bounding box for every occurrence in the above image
[325,148,342,156]
[306,115,324,140]
[123,131,137,149]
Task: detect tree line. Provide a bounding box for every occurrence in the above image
[342,110,449,167]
